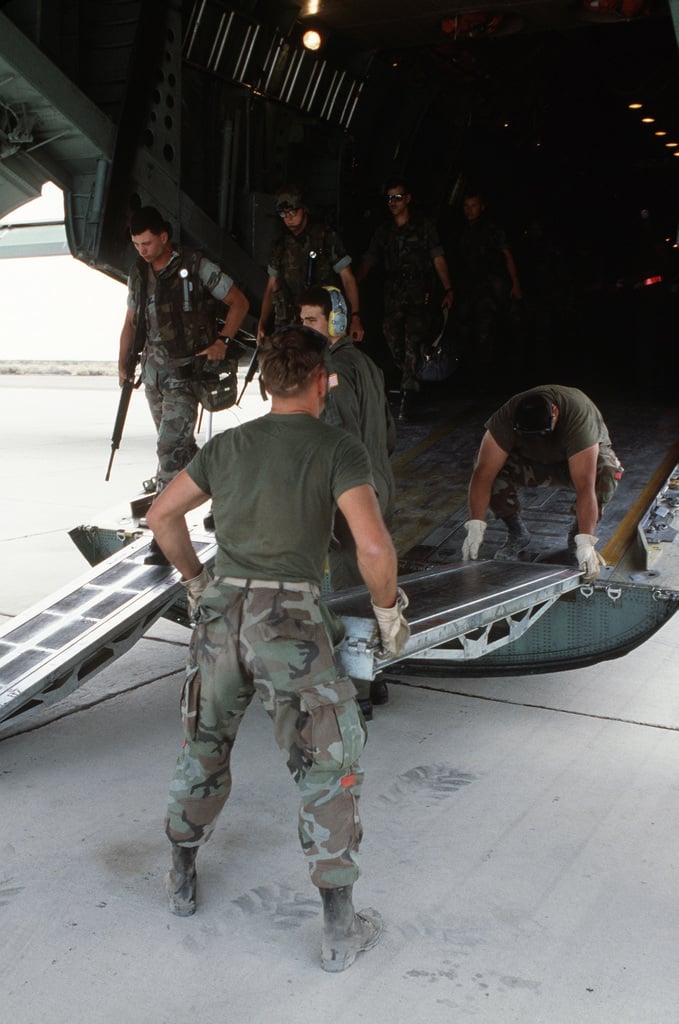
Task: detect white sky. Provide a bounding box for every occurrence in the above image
[1,182,125,361]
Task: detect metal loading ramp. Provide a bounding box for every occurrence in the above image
[0,548,580,735]
[327,561,583,681]
[0,532,217,735]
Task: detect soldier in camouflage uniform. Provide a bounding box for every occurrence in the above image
[118,206,248,561]
[146,324,410,972]
[461,385,623,581]
[357,179,454,418]
[257,186,364,342]
[451,192,522,373]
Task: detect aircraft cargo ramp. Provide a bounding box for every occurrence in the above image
[0,531,581,736]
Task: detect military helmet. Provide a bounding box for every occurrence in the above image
[275,186,304,214]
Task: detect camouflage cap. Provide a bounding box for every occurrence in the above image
[275,188,304,213]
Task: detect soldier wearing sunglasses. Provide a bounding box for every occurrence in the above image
[357,179,454,419]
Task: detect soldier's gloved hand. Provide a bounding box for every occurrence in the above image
[574,535,606,582]
[462,519,487,560]
[181,565,212,619]
[372,587,410,657]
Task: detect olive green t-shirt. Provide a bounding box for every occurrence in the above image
[486,385,612,464]
[186,412,374,582]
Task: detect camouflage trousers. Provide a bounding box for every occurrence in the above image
[383,305,432,391]
[455,278,507,367]
[165,579,367,889]
[143,364,199,493]
[489,445,624,520]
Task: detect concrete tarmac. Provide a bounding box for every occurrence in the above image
[1,376,678,1023]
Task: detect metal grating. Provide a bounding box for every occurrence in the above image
[0,532,216,733]
[326,561,583,680]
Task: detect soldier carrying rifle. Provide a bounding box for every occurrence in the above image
[116,206,249,563]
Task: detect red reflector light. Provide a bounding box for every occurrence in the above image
[642,275,663,286]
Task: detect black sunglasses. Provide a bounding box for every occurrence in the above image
[386,194,406,203]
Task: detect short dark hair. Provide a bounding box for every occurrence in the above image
[385,177,410,195]
[258,325,328,396]
[513,393,554,433]
[299,286,332,318]
[129,206,172,237]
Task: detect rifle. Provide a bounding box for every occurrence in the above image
[236,344,262,406]
[105,274,147,481]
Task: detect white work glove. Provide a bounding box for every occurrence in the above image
[181,565,211,619]
[462,519,487,561]
[574,535,606,582]
[371,587,411,657]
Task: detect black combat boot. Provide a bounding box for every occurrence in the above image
[165,845,198,917]
[357,697,373,721]
[369,679,389,706]
[320,885,383,973]
[144,537,170,566]
[494,513,531,561]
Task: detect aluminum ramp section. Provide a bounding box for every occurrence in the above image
[326,561,583,681]
[0,532,217,735]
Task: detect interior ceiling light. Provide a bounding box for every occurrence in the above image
[665,141,678,148]
[628,102,643,109]
[655,130,667,136]
[642,117,655,123]
[302,28,323,51]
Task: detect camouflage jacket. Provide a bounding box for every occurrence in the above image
[128,247,222,362]
[269,221,350,325]
[363,214,444,311]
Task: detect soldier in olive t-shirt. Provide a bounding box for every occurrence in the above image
[147,325,410,974]
[461,385,623,578]
[187,411,374,583]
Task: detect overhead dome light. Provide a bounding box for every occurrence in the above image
[655,130,667,136]
[642,117,655,123]
[665,141,678,148]
[302,28,323,51]
[628,102,643,109]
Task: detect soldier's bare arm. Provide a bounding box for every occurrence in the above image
[338,265,364,342]
[196,282,250,360]
[568,443,600,535]
[468,430,510,521]
[432,254,454,308]
[146,470,210,580]
[338,483,397,607]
